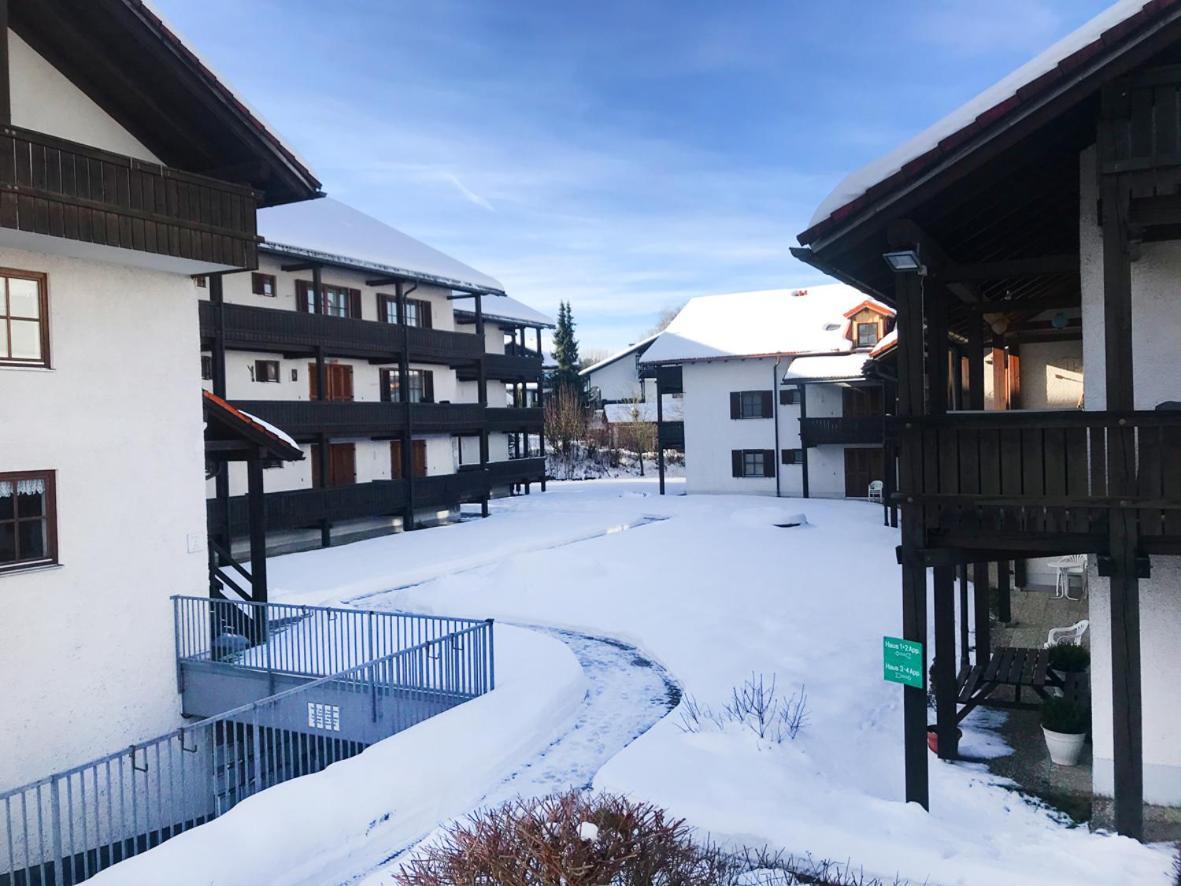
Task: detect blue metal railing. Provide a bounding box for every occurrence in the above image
[1,600,494,885]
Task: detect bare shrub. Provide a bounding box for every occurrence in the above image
[678,673,808,744]
[395,791,743,884]
[396,791,913,885]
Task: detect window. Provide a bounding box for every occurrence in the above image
[731,449,774,478]
[0,471,57,572]
[195,275,207,289]
[253,359,280,383]
[377,294,398,325]
[201,355,213,381]
[404,298,432,329]
[309,363,353,400]
[857,322,880,348]
[310,443,356,488]
[380,368,434,403]
[252,273,277,297]
[781,449,803,465]
[729,390,772,419]
[0,270,49,368]
[390,439,428,479]
[779,389,798,406]
[296,281,361,318]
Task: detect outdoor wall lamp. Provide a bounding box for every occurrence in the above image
[882,249,927,276]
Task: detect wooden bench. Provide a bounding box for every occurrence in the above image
[956,646,1056,722]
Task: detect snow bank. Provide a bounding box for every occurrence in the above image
[91,624,585,886]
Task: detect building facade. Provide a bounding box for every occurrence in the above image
[201,198,551,555]
[794,0,1181,837]
[639,286,893,498]
[0,2,320,790]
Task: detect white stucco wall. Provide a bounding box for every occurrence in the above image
[682,358,781,495]
[9,32,160,163]
[585,354,649,402]
[0,246,207,789]
[1079,143,1181,804]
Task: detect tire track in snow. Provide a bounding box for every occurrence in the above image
[339,626,680,885]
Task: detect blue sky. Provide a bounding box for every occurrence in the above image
[155,0,1111,355]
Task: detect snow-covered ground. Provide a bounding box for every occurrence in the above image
[104,478,1175,884]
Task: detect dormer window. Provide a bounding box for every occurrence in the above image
[857,322,880,348]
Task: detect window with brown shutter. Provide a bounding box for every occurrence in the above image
[309,363,353,400]
[731,390,773,419]
[0,470,58,572]
[390,440,403,479]
[252,273,277,297]
[731,449,773,478]
[311,443,356,488]
[781,449,802,465]
[297,281,361,318]
[377,293,398,324]
[412,439,428,477]
[779,389,798,406]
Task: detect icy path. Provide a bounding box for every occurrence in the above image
[340,626,680,885]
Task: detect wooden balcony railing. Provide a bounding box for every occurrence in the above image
[200,301,486,364]
[900,410,1181,549]
[486,406,544,431]
[230,399,486,438]
[459,457,547,485]
[659,420,685,450]
[0,126,259,269]
[800,416,885,446]
[460,351,543,381]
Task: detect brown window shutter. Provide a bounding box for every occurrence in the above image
[349,288,362,319]
[341,365,354,401]
[390,440,403,479]
[731,450,742,477]
[296,280,311,312]
[763,450,776,477]
[420,301,433,329]
[423,371,435,403]
[379,369,391,402]
[308,362,318,399]
[729,393,740,419]
[760,391,773,417]
[310,445,321,488]
[413,440,427,477]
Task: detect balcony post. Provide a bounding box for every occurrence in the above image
[536,326,547,491]
[397,283,416,530]
[475,292,490,517]
[892,254,929,810]
[209,274,232,557]
[798,383,810,498]
[1101,163,1143,838]
[246,452,268,608]
[657,369,666,495]
[965,319,990,668]
[933,565,958,758]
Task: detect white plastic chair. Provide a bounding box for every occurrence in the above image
[867,480,884,503]
[1046,553,1087,600]
[1045,619,1090,649]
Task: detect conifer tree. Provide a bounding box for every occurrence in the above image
[550,300,583,400]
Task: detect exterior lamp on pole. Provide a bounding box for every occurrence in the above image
[883,249,927,276]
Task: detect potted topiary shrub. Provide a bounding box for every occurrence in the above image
[1047,643,1090,684]
[1042,697,1089,765]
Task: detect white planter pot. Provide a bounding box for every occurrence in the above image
[1043,727,1086,766]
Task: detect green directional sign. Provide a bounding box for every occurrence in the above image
[883,636,924,689]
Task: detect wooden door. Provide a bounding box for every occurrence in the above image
[330,443,356,486]
[412,440,427,478]
[390,440,403,479]
[844,448,884,498]
[843,385,883,418]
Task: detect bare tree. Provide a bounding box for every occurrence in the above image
[544,385,590,460]
[644,302,684,338]
[614,388,658,476]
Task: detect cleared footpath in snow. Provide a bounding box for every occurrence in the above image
[271,479,1172,886]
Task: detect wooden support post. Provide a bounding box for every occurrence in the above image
[950,345,964,411]
[799,383,810,498]
[991,343,1008,410]
[536,326,547,491]
[958,564,971,670]
[933,565,959,759]
[209,275,231,554]
[891,255,929,811]
[1101,168,1143,838]
[967,322,985,411]
[317,431,331,548]
[657,370,666,495]
[246,454,268,607]
[972,562,990,667]
[475,292,490,517]
[397,284,416,529]
[997,560,1012,624]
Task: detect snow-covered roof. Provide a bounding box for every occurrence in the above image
[579,334,660,377]
[804,0,1151,238]
[639,284,885,365]
[603,396,684,424]
[259,197,505,294]
[869,328,898,359]
[454,294,554,329]
[782,353,871,384]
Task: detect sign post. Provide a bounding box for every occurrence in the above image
[883,636,924,689]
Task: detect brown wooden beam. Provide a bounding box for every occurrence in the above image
[945,255,1078,282]
[967,293,1079,314]
[933,566,959,759]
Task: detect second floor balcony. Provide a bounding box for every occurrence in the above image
[800,416,886,447]
[200,301,486,365]
[231,399,488,438]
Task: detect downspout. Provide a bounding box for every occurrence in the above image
[773,358,782,498]
[799,382,810,499]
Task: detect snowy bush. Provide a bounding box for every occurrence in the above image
[396,791,910,885]
[678,673,808,744]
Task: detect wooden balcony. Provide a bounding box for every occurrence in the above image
[659,420,685,450]
[460,457,547,486]
[901,410,1181,555]
[200,301,486,364]
[0,126,259,269]
[231,399,487,439]
[457,351,543,381]
[486,406,544,431]
[208,470,494,534]
[800,416,885,446]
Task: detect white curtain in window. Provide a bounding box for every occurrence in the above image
[0,478,45,498]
